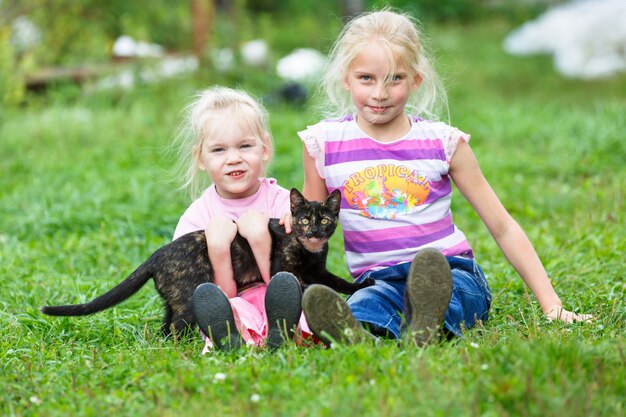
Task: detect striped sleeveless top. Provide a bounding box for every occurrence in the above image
[298,115,474,278]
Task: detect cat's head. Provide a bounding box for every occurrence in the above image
[290,188,341,252]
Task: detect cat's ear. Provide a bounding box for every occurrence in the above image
[290,188,307,212]
[325,189,342,215]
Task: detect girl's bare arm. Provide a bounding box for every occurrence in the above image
[450,140,592,323]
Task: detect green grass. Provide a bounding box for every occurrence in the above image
[1,18,625,417]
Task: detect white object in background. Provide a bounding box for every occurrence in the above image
[276,48,327,82]
[10,16,41,52]
[113,35,165,58]
[94,56,198,90]
[241,39,270,67]
[503,0,626,79]
[211,47,235,72]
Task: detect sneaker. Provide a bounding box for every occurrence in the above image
[405,248,452,347]
[192,283,243,352]
[302,284,371,345]
[265,272,302,350]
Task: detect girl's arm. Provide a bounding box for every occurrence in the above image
[205,217,239,298]
[450,140,592,323]
[236,209,272,285]
[302,148,330,201]
[281,148,329,234]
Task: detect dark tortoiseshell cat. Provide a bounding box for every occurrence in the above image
[41,189,374,337]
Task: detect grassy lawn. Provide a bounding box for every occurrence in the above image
[1,18,624,416]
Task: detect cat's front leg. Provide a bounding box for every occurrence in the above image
[340,276,375,294]
[311,270,374,295]
[356,277,375,289]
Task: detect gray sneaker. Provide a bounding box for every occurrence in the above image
[192,283,243,352]
[405,248,452,347]
[302,284,371,345]
[265,272,302,350]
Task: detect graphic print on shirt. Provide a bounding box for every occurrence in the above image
[342,163,430,219]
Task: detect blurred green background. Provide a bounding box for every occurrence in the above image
[0,0,559,108]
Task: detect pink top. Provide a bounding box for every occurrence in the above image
[173,178,291,239]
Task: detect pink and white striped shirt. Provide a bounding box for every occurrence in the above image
[299,115,474,278]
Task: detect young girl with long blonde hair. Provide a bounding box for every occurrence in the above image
[287,9,592,346]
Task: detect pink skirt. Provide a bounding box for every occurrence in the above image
[201,284,312,354]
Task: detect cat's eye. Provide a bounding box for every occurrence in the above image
[300,219,309,225]
[321,218,329,225]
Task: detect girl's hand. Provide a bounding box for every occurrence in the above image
[279,212,292,234]
[236,209,272,284]
[545,305,594,323]
[205,217,238,250]
[236,209,270,241]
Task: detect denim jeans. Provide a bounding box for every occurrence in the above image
[349,256,492,338]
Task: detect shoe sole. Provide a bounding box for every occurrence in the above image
[265,272,302,350]
[406,249,452,347]
[192,283,243,352]
[302,284,365,345]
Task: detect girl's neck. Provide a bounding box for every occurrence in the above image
[214,179,262,201]
[355,113,412,143]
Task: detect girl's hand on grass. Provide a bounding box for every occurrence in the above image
[545,305,594,323]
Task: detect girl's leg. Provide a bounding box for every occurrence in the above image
[347,263,411,339]
[443,256,491,337]
[304,254,491,345]
[231,285,268,346]
[349,254,491,340]
[230,276,303,350]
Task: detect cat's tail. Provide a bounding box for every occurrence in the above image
[40,258,154,316]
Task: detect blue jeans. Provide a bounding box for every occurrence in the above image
[349,256,492,338]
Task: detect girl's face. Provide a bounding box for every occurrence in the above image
[343,42,421,141]
[197,120,269,199]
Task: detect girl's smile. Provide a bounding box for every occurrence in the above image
[368,105,391,113]
[227,170,246,177]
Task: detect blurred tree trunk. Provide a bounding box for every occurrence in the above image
[341,0,364,17]
[191,0,214,63]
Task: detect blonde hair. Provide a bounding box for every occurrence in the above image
[172,86,274,198]
[320,9,448,120]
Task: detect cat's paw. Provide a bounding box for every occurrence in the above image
[358,277,375,288]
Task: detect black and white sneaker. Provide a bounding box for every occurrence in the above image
[265,272,302,350]
[192,283,243,352]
